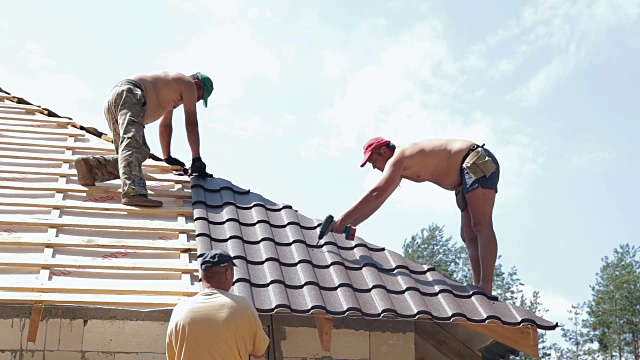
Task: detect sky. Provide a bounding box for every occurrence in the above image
[2,0,639,349]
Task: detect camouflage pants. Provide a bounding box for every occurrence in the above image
[86,81,150,197]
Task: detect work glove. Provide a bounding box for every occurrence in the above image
[164,156,186,169]
[189,157,211,178]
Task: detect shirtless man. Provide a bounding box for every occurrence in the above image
[327,137,500,294]
[75,72,214,207]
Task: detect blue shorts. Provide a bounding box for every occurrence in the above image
[455,145,500,211]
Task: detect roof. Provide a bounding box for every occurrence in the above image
[192,176,558,330]
[0,89,199,308]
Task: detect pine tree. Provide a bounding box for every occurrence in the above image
[586,243,640,360]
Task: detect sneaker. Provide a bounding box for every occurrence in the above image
[74,157,96,186]
[121,194,163,207]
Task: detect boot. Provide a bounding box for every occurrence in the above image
[74,156,96,186]
[121,194,163,207]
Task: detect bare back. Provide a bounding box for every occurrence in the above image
[130,72,197,124]
[394,139,475,191]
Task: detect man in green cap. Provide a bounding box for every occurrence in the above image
[75,72,214,207]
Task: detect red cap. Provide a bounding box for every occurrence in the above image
[360,137,391,167]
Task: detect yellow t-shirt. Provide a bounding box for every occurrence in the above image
[166,288,270,360]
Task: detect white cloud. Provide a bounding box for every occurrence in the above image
[322,50,349,80]
[164,22,280,100]
[484,0,640,105]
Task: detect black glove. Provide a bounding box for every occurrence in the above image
[164,155,186,168]
[189,157,210,178]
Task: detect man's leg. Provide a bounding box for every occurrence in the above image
[464,187,497,295]
[74,155,120,186]
[112,87,161,207]
[460,209,481,286]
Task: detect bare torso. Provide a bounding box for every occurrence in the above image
[394,139,476,191]
[130,72,194,124]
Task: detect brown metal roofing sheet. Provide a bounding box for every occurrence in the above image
[191,176,558,330]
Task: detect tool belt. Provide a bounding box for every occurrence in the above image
[462,144,496,180]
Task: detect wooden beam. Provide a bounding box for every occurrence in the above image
[0,291,188,307]
[314,312,333,352]
[415,320,481,359]
[0,217,194,233]
[461,321,539,358]
[0,257,197,273]
[0,138,113,151]
[0,103,44,113]
[0,197,192,215]
[2,281,197,296]
[0,113,70,124]
[27,303,44,343]
[0,124,84,137]
[0,165,190,184]
[0,181,191,198]
[0,235,196,251]
[0,150,173,169]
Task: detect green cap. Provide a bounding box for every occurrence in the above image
[195,72,214,108]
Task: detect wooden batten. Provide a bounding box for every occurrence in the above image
[1,235,196,251]
[0,217,194,233]
[314,312,333,352]
[0,197,192,215]
[461,321,539,358]
[27,303,44,343]
[0,181,191,198]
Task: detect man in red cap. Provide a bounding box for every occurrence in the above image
[327,137,500,295]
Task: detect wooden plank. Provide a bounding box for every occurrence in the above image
[0,150,173,169]
[0,113,70,124]
[0,149,71,162]
[0,124,84,137]
[0,291,188,307]
[0,217,194,233]
[0,181,191,198]
[0,95,15,101]
[314,313,333,352]
[0,103,44,113]
[27,303,44,343]
[0,165,190,184]
[0,257,197,273]
[0,235,196,251]
[461,322,539,358]
[415,320,480,359]
[0,137,112,151]
[2,281,197,296]
[0,197,192,215]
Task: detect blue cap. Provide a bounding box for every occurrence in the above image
[200,249,236,270]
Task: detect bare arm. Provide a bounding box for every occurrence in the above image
[333,157,404,230]
[182,81,201,158]
[159,110,174,158]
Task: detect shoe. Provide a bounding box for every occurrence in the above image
[75,157,96,186]
[121,194,163,207]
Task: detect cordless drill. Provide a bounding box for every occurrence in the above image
[316,214,356,244]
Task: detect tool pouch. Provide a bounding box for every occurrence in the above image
[462,148,497,180]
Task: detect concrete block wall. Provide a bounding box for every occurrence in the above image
[0,318,167,360]
[278,327,414,360]
[0,307,417,360]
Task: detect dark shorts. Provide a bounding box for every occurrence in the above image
[455,144,500,212]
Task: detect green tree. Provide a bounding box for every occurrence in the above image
[402,223,471,283]
[554,303,597,359]
[586,243,640,360]
[402,223,552,358]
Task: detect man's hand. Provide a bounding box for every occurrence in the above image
[326,217,355,241]
[164,156,186,169]
[189,157,211,178]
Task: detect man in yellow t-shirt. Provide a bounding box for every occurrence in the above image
[166,250,270,360]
